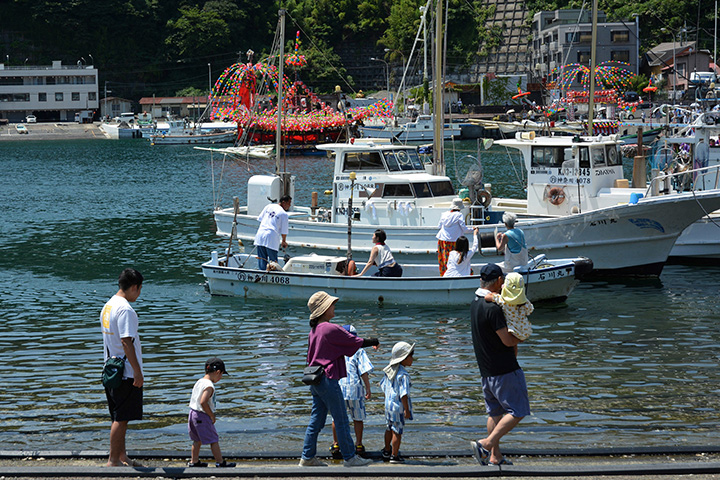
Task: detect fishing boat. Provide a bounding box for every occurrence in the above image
[148,119,236,145]
[212,135,720,277]
[358,114,461,141]
[201,251,592,305]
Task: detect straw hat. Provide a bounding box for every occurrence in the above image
[308,291,339,320]
[451,198,464,211]
[500,272,527,306]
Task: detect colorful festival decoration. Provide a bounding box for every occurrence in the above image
[285,31,307,68]
[551,61,636,92]
[206,32,393,145]
[565,89,619,104]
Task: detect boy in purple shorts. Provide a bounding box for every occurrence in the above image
[187,357,236,468]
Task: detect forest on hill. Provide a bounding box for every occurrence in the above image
[1,0,716,100]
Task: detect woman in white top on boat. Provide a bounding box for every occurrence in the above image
[495,212,528,273]
[354,229,403,277]
[443,227,479,277]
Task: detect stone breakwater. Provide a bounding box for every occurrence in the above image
[0,122,108,140]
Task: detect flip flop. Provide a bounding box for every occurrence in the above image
[470,440,490,465]
[492,458,513,465]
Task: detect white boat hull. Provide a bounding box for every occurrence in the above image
[670,213,720,260]
[214,190,720,276]
[201,254,588,304]
[150,131,236,145]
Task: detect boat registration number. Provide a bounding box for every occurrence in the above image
[236,272,291,285]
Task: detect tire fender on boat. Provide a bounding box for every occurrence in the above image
[544,185,566,205]
[478,189,492,208]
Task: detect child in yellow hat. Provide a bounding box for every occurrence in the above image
[484,272,533,340]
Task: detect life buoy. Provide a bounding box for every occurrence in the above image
[478,189,492,208]
[544,185,566,206]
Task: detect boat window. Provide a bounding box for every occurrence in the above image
[591,147,606,167]
[531,146,565,168]
[578,146,591,169]
[383,183,414,197]
[343,151,385,171]
[606,145,620,166]
[383,149,424,171]
[412,182,433,198]
[429,181,455,197]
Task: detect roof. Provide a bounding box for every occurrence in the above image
[646,41,696,67]
[139,96,210,105]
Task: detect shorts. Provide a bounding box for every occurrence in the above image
[345,398,366,421]
[385,417,405,435]
[481,368,531,419]
[105,378,143,422]
[188,409,219,445]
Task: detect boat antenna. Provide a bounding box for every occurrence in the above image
[276,9,285,177]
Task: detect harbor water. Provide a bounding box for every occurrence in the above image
[1,139,719,453]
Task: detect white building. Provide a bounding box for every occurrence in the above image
[0,60,99,122]
[531,10,639,87]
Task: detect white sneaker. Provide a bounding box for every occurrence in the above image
[298,457,327,467]
[344,455,372,467]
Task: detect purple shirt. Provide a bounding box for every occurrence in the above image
[307,322,364,380]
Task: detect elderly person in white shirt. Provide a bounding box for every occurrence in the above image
[436,198,473,275]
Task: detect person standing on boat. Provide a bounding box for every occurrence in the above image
[436,198,473,275]
[254,195,291,271]
[100,268,144,467]
[355,229,403,277]
[469,264,528,466]
[300,291,379,467]
[495,212,528,273]
[443,227,480,277]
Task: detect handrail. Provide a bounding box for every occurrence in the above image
[644,164,720,197]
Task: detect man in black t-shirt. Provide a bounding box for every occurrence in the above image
[469,264,530,466]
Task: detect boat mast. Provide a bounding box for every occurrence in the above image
[276,9,285,176]
[433,0,445,176]
[587,0,598,136]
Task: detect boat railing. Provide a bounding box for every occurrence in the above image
[645,164,720,197]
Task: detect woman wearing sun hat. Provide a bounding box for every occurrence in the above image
[299,291,380,468]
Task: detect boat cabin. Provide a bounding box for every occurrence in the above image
[316,139,457,227]
[497,133,625,215]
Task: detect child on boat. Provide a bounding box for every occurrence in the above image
[484,272,533,340]
[187,358,235,468]
[380,341,415,464]
[443,227,480,277]
[329,325,374,459]
[355,229,403,277]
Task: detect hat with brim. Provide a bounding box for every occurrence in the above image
[308,291,339,320]
[451,198,464,211]
[388,341,415,367]
[501,272,527,306]
[205,357,229,375]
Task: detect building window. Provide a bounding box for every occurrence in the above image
[579,32,592,43]
[611,31,630,43]
[46,77,56,85]
[566,31,578,43]
[55,92,63,101]
[577,51,591,64]
[72,92,80,101]
[39,92,47,102]
[611,50,630,62]
[88,92,96,101]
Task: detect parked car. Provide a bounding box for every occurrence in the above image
[25,115,37,123]
[15,124,28,134]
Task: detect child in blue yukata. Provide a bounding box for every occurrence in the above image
[330,325,374,459]
[187,357,236,468]
[380,341,415,464]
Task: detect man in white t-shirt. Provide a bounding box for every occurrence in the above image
[254,194,292,270]
[100,268,144,467]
